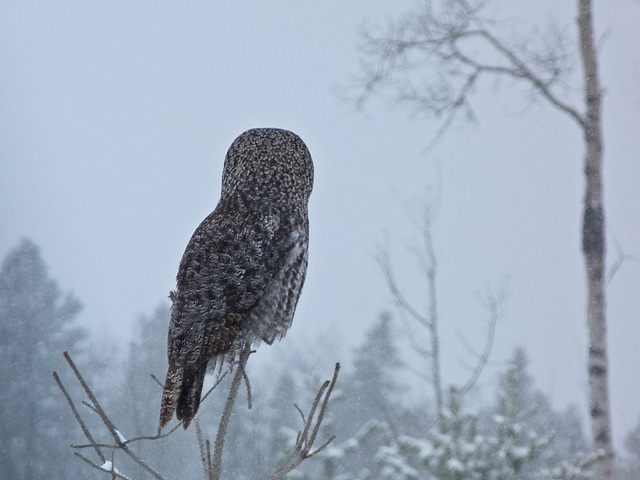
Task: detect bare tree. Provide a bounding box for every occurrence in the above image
[54,351,339,480]
[378,191,504,429]
[355,1,612,477]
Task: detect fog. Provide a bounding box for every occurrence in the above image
[1,0,639,456]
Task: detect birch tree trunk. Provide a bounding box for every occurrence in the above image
[578,1,613,479]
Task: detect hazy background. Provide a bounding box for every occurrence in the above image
[1,0,639,449]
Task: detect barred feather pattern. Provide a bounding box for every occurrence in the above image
[159,128,313,429]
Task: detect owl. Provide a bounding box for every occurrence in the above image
[159,128,313,429]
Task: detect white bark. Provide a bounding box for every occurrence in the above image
[578,1,613,478]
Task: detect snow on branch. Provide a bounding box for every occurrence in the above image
[54,351,340,480]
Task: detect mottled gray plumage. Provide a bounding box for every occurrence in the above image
[159,128,313,429]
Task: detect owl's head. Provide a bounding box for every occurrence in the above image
[221,128,314,208]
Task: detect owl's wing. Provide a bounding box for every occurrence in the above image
[161,201,306,428]
[168,199,306,373]
[242,219,308,345]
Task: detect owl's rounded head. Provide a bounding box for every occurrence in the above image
[221,128,313,207]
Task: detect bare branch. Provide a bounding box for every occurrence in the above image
[458,279,508,394]
[383,193,445,418]
[81,400,99,415]
[59,345,339,480]
[62,351,167,480]
[194,417,210,480]
[150,374,164,388]
[210,343,252,480]
[606,232,637,285]
[200,370,229,405]
[268,363,340,480]
[294,403,307,425]
[242,368,253,410]
[74,453,132,480]
[206,440,212,480]
[72,423,182,450]
[377,241,430,328]
[53,371,106,464]
[396,307,432,358]
[473,29,585,126]
[353,0,585,142]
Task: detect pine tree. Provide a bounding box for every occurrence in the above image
[488,348,593,479]
[491,348,590,473]
[619,415,640,479]
[343,312,404,432]
[378,349,594,480]
[0,239,87,479]
[300,312,405,480]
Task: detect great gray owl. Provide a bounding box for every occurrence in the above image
[159,128,313,429]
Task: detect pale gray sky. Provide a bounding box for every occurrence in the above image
[1,1,639,449]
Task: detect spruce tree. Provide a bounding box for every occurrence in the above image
[0,239,86,479]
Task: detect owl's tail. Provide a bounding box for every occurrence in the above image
[159,363,206,430]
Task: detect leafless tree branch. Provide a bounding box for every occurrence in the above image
[150,374,164,388]
[458,279,508,394]
[74,452,133,480]
[194,418,210,480]
[57,348,339,480]
[59,351,168,480]
[242,367,253,410]
[380,189,504,422]
[378,241,431,329]
[200,371,229,406]
[606,231,637,285]
[209,343,252,480]
[268,363,341,480]
[53,371,106,464]
[353,0,585,141]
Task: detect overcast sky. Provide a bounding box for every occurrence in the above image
[2,1,639,450]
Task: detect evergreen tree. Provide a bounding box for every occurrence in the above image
[348,312,404,430]
[378,349,594,480]
[0,239,87,479]
[299,312,406,480]
[490,348,590,471]
[620,415,640,479]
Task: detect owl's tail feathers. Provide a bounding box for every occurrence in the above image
[159,364,183,430]
[159,362,207,430]
[176,363,207,429]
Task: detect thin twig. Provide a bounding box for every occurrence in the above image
[206,440,212,479]
[194,417,210,480]
[242,368,253,410]
[268,363,340,480]
[294,404,306,424]
[458,281,507,394]
[377,243,430,327]
[150,374,164,388]
[74,453,132,480]
[82,400,99,415]
[53,371,106,464]
[306,364,339,452]
[72,424,182,450]
[200,371,229,405]
[63,352,167,480]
